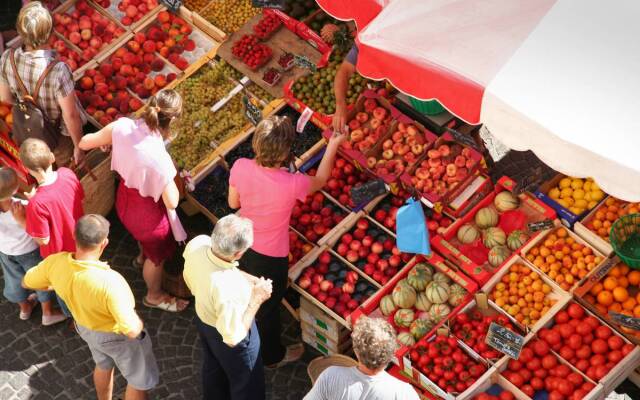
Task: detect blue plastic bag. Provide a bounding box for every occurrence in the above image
[396,198,431,255]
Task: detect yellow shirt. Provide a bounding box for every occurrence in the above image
[23,252,139,335]
[183,235,252,346]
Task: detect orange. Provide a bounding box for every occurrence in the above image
[609,266,622,277]
[620,264,630,275]
[603,277,618,290]
[617,276,629,288]
[613,287,629,302]
[628,270,640,286]
[609,303,623,313]
[590,282,603,295]
[634,304,640,318]
[597,290,614,306]
[622,297,637,311]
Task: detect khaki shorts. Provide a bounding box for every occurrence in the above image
[75,323,160,391]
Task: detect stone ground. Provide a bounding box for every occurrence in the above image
[0,213,316,400]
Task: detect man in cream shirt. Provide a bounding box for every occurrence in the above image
[183,214,272,400]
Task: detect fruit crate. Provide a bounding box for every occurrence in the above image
[289,190,355,247]
[198,0,260,37]
[534,174,607,229]
[574,256,640,345]
[299,296,351,344]
[184,157,237,223]
[301,320,352,355]
[443,173,495,219]
[403,334,494,400]
[457,366,530,400]
[520,225,608,293]
[400,131,486,211]
[283,79,333,128]
[324,212,415,287]
[532,300,640,396]
[352,253,478,368]
[275,107,326,165]
[482,255,571,335]
[432,176,557,285]
[574,196,640,256]
[289,246,381,329]
[288,228,318,271]
[294,14,332,54]
[90,0,163,31]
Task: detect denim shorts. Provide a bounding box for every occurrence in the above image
[0,249,54,304]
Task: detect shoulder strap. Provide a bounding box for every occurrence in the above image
[32,59,61,104]
[9,48,29,98]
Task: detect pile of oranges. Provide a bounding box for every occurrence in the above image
[525,227,604,292]
[585,197,640,241]
[490,262,557,327]
[583,263,640,338]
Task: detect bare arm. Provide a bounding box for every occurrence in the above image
[241,280,271,335]
[162,180,180,210]
[228,185,240,209]
[58,92,85,164]
[332,61,356,134]
[308,132,347,193]
[32,237,50,246]
[0,83,12,104]
[79,122,114,150]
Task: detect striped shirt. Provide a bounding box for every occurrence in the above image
[304,366,420,400]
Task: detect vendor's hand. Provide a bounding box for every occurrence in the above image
[74,147,86,166]
[10,201,26,225]
[252,278,273,304]
[332,103,348,134]
[328,129,347,147]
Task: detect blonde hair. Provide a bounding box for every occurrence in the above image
[19,138,54,172]
[17,2,53,49]
[252,116,295,168]
[0,168,19,200]
[142,89,182,138]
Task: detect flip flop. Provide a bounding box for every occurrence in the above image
[143,296,188,313]
[266,343,305,369]
[19,294,38,320]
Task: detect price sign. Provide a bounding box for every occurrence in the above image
[252,0,285,8]
[159,0,182,12]
[350,179,388,209]
[527,219,555,232]
[485,322,524,360]
[446,127,481,152]
[294,54,317,73]
[609,311,640,330]
[514,167,543,194]
[590,257,619,282]
[243,96,262,126]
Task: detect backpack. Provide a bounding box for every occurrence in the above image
[8,48,60,149]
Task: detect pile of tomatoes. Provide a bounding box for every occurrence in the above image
[472,390,515,400]
[451,310,519,360]
[409,336,487,394]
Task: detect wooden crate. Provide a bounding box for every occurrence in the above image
[457,366,530,400]
[89,0,163,31]
[301,319,351,352]
[299,296,350,343]
[302,327,352,357]
[183,156,225,224]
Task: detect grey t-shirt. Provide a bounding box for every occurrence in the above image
[303,366,420,400]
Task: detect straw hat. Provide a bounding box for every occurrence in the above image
[307,354,358,384]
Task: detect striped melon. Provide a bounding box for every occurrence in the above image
[380,295,396,316]
[457,223,480,244]
[494,191,520,212]
[410,318,434,340]
[407,265,432,291]
[482,227,506,248]
[507,230,529,250]
[488,245,511,267]
[448,284,467,307]
[392,284,416,309]
[475,207,499,229]
[415,292,432,311]
[425,281,450,304]
[394,308,415,328]
[432,272,451,285]
[428,303,451,322]
[397,332,416,346]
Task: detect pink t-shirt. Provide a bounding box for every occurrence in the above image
[229,158,311,257]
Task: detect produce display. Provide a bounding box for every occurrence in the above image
[231,34,273,70]
[169,62,247,170]
[546,176,605,215]
[489,262,557,327]
[92,0,158,26]
[296,251,378,319]
[333,217,412,285]
[525,227,603,291]
[472,389,516,400]
[278,53,295,70]
[307,157,370,209]
[306,11,349,37]
[53,1,126,58]
[290,192,346,243]
[282,0,318,21]
[253,13,282,40]
[200,0,260,33]
[367,122,431,178]
[262,68,281,86]
[289,230,313,268]
[408,336,488,394]
[190,167,236,219]
[49,35,87,72]
[451,307,521,360]
[224,135,255,168]
[141,11,198,71]
[342,97,392,154]
[0,102,12,134]
[378,262,468,345]
[183,0,209,11]
[276,107,323,158]
[584,197,640,241]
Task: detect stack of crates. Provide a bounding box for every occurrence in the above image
[299,297,352,356]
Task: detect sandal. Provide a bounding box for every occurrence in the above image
[19,294,38,320]
[132,256,144,269]
[265,343,305,369]
[143,296,189,313]
[42,313,68,326]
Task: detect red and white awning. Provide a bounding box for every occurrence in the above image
[317,0,640,201]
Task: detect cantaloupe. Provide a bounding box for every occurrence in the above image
[397,332,416,346]
[448,284,467,306]
[410,318,433,340]
[432,272,451,284]
[507,230,529,250]
[407,264,432,291]
[392,284,416,309]
[457,223,480,244]
[482,227,506,248]
[475,207,499,229]
[380,295,396,316]
[494,191,520,212]
[425,281,450,304]
[394,308,415,328]
[428,303,451,322]
[415,292,432,311]
[488,245,511,267]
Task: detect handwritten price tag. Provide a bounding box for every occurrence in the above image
[486,322,524,359]
[527,219,555,232]
[159,0,182,12]
[609,311,640,331]
[243,96,262,126]
[294,54,317,72]
[252,0,284,8]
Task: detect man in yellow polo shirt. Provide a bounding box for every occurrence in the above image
[23,214,158,400]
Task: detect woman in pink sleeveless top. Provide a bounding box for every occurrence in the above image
[79,90,188,312]
[229,116,346,367]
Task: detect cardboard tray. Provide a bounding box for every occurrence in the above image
[283,79,333,127]
[432,176,557,285]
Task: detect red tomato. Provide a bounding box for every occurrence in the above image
[582,381,595,391]
[519,369,532,382]
[595,365,609,380]
[542,354,557,369]
[533,341,550,356]
[559,323,575,339]
[622,343,635,356]
[520,385,535,398]
[608,350,623,364]
[567,372,583,386]
[555,364,571,378]
[526,357,541,370]
[595,325,612,339]
[530,376,544,390]
[549,390,564,400]
[608,335,624,350]
[575,322,591,335]
[590,354,606,366]
[568,334,583,350]
[558,380,574,396]
[567,303,585,319]
[545,330,562,345]
[555,310,570,324]
[507,359,522,371]
[474,394,491,400]
[586,366,598,381]
[591,339,608,354]
[499,391,514,400]
[575,359,590,372]
[519,348,534,363]
[509,372,524,387]
[583,333,594,345]
[533,368,548,379]
[559,346,575,360]
[584,316,600,329]
[573,389,588,400]
[576,345,592,359]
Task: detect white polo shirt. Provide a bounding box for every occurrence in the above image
[0,198,38,256]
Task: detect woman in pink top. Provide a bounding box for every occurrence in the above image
[229,116,345,367]
[78,90,188,313]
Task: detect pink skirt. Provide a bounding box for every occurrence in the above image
[116,180,176,265]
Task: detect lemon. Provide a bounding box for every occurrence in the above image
[570,207,584,215]
[549,188,561,200]
[574,199,588,208]
[570,179,584,190]
[559,178,572,189]
[588,200,598,209]
[584,181,592,191]
[584,192,592,201]
[591,190,605,202]
[565,197,575,206]
[557,199,569,208]
[572,189,585,200]
[560,187,573,198]
[591,181,601,191]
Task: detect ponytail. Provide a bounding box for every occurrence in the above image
[141,89,182,138]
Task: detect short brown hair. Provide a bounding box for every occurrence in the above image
[252,116,295,168]
[17,2,53,48]
[75,214,110,250]
[0,168,19,200]
[19,138,54,172]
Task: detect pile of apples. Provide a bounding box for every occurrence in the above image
[231,34,273,70]
[333,217,411,285]
[49,36,86,72]
[93,0,159,26]
[342,98,392,154]
[288,230,313,268]
[409,142,476,197]
[367,122,428,177]
[296,251,377,319]
[308,157,370,209]
[290,192,346,243]
[53,0,125,56]
[253,13,282,40]
[145,11,195,71]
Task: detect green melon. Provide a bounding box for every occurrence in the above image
[410,318,433,340]
[392,284,416,309]
[394,308,415,328]
[494,191,520,212]
[407,264,432,291]
[425,281,450,304]
[475,207,499,229]
[507,230,529,250]
[457,223,480,244]
[432,272,451,284]
[415,292,432,311]
[448,283,467,307]
[428,303,451,322]
[483,227,506,248]
[380,295,396,316]
[397,332,416,346]
[488,245,511,267]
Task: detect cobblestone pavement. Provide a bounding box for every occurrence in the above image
[0,213,315,400]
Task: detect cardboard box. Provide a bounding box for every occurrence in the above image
[301,321,351,353]
[299,296,351,342]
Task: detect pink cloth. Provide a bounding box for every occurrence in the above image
[110,117,186,242]
[229,158,311,258]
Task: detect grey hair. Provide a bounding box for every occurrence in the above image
[210,215,254,258]
[352,316,398,371]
